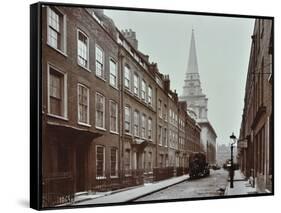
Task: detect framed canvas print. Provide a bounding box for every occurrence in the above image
[30,2,274,210]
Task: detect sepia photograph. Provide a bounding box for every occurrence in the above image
[30,2,274,210]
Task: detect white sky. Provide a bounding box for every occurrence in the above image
[104,9,255,145]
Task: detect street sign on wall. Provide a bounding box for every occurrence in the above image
[238,139,248,148]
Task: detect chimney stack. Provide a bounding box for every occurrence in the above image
[121,29,138,49]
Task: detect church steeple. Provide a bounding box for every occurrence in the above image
[180,29,208,121]
[182,29,203,97]
[186,29,199,74]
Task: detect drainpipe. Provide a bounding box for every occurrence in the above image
[119,49,124,180]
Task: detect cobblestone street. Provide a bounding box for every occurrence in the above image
[134,169,229,201]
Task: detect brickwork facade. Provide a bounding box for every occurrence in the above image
[238,18,273,193]
[41,6,203,206]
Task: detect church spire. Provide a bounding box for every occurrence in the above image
[186,29,199,74]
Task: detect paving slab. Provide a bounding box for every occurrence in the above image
[74,175,189,205]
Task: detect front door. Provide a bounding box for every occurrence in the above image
[75,146,88,193]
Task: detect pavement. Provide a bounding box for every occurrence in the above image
[72,174,189,205]
[224,170,257,196]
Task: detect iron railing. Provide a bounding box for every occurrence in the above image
[42,173,74,207]
[153,167,174,181]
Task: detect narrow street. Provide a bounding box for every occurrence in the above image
[134,169,229,201]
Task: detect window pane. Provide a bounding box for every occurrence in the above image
[78,85,89,123]
[49,68,64,116]
[134,74,139,95]
[110,60,117,86]
[96,93,105,128]
[124,66,130,88]
[96,146,104,177]
[96,46,104,77]
[78,32,88,67]
[110,148,117,176]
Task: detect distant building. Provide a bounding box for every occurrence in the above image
[216,143,237,166]
[238,19,273,193]
[179,30,217,164]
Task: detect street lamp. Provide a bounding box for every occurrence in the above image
[229,132,237,188]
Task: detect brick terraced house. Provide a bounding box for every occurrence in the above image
[238,18,273,193]
[41,6,203,207]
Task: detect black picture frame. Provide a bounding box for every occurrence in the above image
[30,2,274,210]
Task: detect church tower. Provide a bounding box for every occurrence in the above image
[180,29,208,121]
[180,29,217,164]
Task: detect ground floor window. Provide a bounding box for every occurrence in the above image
[124,149,131,175]
[96,146,105,178]
[110,148,118,177]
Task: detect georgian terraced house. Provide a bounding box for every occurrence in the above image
[42,6,203,207]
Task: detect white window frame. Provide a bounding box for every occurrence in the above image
[96,145,106,179]
[77,29,90,71]
[124,106,131,134]
[47,63,68,120]
[95,92,106,130]
[124,65,131,90]
[164,104,167,121]
[110,147,118,178]
[133,73,139,96]
[148,152,153,173]
[159,125,162,146]
[148,117,152,140]
[95,44,105,79]
[77,83,90,126]
[158,99,162,118]
[134,110,140,137]
[109,59,118,88]
[141,114,146,139]
[141,80,146,101]
[46,6,67,55]
[147,86,152,105]
[124,149,131,176]
[109,100,118,134]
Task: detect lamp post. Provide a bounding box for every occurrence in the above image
[229,132,237,188]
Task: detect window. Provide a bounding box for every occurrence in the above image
[141,80,146,101]
[110,100,118,133]
[143,151,146,171]
[124,106,131,133]
[158,99,162,118]
[48,65,67,118]
[163,104,167,121]
[148,152,152,172]
[96,93,105,129]
[133,73,139,96]
[148,86,152,105]
[77,30,89,68]
[96,146,105,178]
[124,66,131,89]
[110,148,118,177]
[109,60,117,87]
[124,149,131,175]
[163,128,167,146]
[141,114,146,138]
[159,154,164,168]
[96,45,104,78]
[148,117,152,140]
[47,7,65,52]
[169,130,172,147]
[134,110,139,136]
[169,109,172,123]
[159,125,162,145]
[77,84,89,124]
